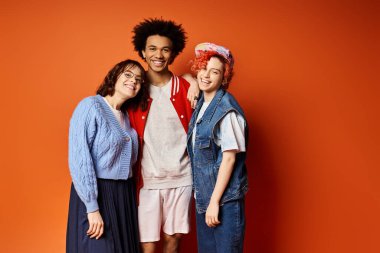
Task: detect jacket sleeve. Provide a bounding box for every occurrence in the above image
[68,98,99,213]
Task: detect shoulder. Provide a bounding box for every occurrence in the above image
[72,95,103,118]
[220,91,245,116]
[175,75,190,89]
[221,111,246,127]
[222,91,238,103]
[77,95,102,109]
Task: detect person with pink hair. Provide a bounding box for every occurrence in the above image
[187,42,249,253]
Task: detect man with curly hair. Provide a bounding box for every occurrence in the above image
[127,18,196,253]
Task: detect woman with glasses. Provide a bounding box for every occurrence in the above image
[66,59,148,253]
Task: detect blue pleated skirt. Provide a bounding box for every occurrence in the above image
[66,178,140,253]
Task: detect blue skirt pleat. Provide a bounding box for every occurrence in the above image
[66,178,140,253]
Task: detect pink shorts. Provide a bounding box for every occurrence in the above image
[138,185,192,242]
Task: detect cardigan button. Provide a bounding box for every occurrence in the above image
[172,98,175,101]
[142,116,145,120]
[180,115,184,119]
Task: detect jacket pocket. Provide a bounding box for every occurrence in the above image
[198,139,211,149]
[194,138,214,166]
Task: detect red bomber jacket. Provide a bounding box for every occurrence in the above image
[127,75,193,191]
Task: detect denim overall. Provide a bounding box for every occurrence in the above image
[187,88,248,253]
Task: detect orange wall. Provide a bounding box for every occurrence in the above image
[1,0,379,252]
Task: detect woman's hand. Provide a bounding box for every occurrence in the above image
[205,151,236,228]
[87,210,104,239]
[205,201,221,228]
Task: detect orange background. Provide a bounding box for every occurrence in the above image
[1,0,379,252]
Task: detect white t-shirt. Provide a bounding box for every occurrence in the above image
[141,78,192,189]
[192,101,246,153]
[103,97,125,128]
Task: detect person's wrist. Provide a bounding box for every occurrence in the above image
[209,198,220,205]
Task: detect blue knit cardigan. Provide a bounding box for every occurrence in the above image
[68,95,138,212]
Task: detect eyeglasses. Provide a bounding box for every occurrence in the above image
[124,71,144,84]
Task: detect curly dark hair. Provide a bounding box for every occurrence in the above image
[97,59,149,111]
[132,18,187,64]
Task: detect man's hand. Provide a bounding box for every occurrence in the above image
[182,73,199,109]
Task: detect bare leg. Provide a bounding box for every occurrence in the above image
[163,233,182,253]
[141,242,157,253]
